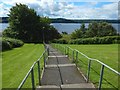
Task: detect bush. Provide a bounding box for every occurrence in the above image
[69,36,120,44]
[2,37,24,51]
[2,39,12,51]
[52,39,68,44]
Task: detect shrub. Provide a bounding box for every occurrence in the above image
[52,39,68,44]
[2,37,24,51]
[69,36,120,44]
[2,39,12,51]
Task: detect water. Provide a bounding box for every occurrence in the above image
[0,23,9,32]
[51,23,119,34]
[0,23,119,34]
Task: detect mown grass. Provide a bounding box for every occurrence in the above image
[55,44,119,89]
[2,44,44,88]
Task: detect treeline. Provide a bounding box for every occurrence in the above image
[71,22,118,39]
[2,3,61,43]
[53,21,119,44]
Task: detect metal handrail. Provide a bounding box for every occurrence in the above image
[53,44,120,90]
[75,49,120,75]
[17,45,49,90]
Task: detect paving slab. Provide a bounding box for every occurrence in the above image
[47,56,70,65]
[41,67,62,86]
[60,66,86,84]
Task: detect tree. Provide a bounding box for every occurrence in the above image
[80,23,86,33]
[87,21,117,37]
[97,22,117,36]
[3,3,61,43]
[3,3,40,42]
[62,31,68,35]
[71,29,83,39]
[71,23,86,39]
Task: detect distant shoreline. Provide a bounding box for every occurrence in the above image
[0,17,120,23]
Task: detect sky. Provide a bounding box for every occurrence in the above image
[0,0,120,19]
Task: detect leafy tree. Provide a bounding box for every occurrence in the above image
[71,29,83,39]
[71,21,117,39]
[3,3,61,43]
[80,23,86,33]
[87,22,98,37]
[97,22,117,36]
[3,3,40,42]
[62,31,68,35]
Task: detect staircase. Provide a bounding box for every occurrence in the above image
[37,45,95,90]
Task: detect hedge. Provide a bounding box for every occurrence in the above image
[52,36,120,44]
[1,37,24,51]
[69,36,120,44]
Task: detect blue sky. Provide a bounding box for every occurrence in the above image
[0,0,119,19]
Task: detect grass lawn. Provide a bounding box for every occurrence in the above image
[2,44,44,88]
[56,44,119,89]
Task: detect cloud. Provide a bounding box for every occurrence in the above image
[0,0,118,19]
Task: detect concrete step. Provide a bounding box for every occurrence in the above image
[46,64,76,68]
[61,83,95,89]
[37,85,60,90]
[37,83,95,90]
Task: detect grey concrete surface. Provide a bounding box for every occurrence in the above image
[39,45,95,89]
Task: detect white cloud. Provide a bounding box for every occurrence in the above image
[0,0,118,19]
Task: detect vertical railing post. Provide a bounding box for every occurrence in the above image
[98,65,104,90]
[64,47,66,55]
[37,61,41,85]
[43,53,45,69]
[47,47,49,56]
[67,47,69,56]
[87,59,91,83]
[72,50,74,63]
[65,46,67,55]
[76,51,78,67]
[31,68,35,90]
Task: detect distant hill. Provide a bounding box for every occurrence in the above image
[51,18,120,23]
[0,17,9,23]
[0,17,119,23]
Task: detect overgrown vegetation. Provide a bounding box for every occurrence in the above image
[2,37,24,51]
[2,3,61,43]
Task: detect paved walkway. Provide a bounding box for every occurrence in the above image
[37,45,95,90]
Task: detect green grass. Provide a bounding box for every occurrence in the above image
[2,44,44,88]
[68,44,118,71]
[55,44,119,89]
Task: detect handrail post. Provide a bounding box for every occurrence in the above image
[72,50,74,63]
[47,47,49,56]
[98,65,104,90]
[67,47,69,56]
[37,61,41,85]
[31,68,35,90]
[65,46,67,55]
[76,51,78,67]
[64,47,66,55]
[43,53,46,69]
[87,59,91,83]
